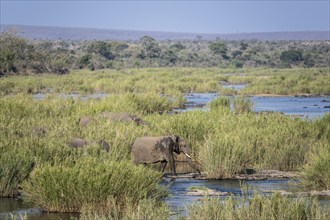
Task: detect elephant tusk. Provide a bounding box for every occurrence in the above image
[185,153,191,158]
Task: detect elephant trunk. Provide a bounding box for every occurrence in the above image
[182,149,201,174]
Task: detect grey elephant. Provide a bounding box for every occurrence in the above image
[68,138,110,152]
[131,135,200,175]
[78,116,96,128]
[31,126,46,136]
[101,112,146,126]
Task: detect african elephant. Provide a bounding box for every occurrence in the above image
[131,135,200,175]
[68,138,110,152]
[101,112,146,126]
[78,116,96,128]
[31,126,46,136]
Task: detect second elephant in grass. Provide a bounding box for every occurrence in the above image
[68,138,110,152]
[101,112,146,126]
[131,135,200,175]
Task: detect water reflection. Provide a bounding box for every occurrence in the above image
[0,198,79,220]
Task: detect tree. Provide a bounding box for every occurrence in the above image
[239,41,248,50]
[280,49,303,63]
[209,42,228,59]
[231,50,242,58]
[162,49,178,65]
[170,43,185,52]
[86,41,115,60]
[0,30,46,74]
[139,36,161,58]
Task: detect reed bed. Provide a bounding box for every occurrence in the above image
[1,68,329,96]
[300,143,330,190]
[184,192,330,220]
[1,94,329,197]
[21,157,166,213]
[0,68,329,216]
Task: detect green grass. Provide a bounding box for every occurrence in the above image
[300,143,330,190]
[0,68,329,96]
[0,68,329,216]
[21,157,166,213]
[184,192,330,220]
[241,68,330,95]
[1,94,328,197]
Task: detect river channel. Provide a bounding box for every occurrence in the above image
[31,90,330,120]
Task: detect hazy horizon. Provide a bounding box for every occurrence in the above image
[1,1,329,34]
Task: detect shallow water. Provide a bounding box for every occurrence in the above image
[185,93,330,120]
[0,198,78,220]
[250,96,330,119]
[31,91,330,119]
[1,177,329,219]
[222,84,247,91]
[162,177,298,215]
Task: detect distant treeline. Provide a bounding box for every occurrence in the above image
[1,30,329,75]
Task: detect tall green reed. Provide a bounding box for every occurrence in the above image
[21,157,166,213]
[184,192,330,220]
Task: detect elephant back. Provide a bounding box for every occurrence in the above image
[131,136,165,164]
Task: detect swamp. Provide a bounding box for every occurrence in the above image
[0,66,329,219]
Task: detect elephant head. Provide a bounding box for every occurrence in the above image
[169,135,200,175]
[132,136,200,176]
[101,112,147,126]
[78,116,96,128]
[68,138,110,152]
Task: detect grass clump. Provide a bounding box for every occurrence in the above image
[21,157,166,214]
[233,96,252,113]
[184,192,330,220]
[300,144,330,190]
[80,197,170,220]
[0,147,35,197]
[199,111,318,178]
[208,96,230,111]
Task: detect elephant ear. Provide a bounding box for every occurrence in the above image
[160,137,175,151]
[172,135,180,154]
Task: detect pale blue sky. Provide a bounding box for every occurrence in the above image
[1,1,329,33]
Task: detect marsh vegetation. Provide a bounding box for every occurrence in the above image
[0,64,329,218]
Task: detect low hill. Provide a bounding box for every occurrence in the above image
[1,24,329,41]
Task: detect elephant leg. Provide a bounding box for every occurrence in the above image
[161,161,167,172]
[168,153,176,175]
[160,137,177,176]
